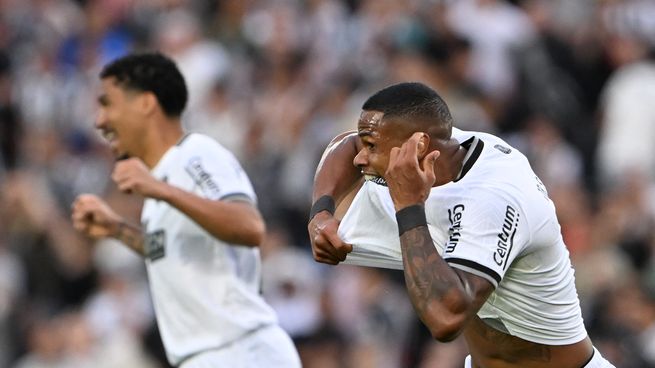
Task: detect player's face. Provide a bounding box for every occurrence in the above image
[354,110,406,185]
[95,78,146,158]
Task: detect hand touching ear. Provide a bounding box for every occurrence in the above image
[385,132,440,211]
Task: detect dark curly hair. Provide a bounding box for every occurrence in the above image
[100,52,188,117]
[362,82,453,139]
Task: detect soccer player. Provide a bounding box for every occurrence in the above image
[71,53,301,368]
[308,82,615,367]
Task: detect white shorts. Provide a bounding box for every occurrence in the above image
[463,347,615,367]
[179,325,301,368]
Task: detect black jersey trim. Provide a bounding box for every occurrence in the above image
[446,257,501,285]
[220,192,254,203]
[176,133,192,146]
[454,137,484,182]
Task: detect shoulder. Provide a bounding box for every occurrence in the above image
[179,133,225,152]
[430,183,518,222]
[177,133,240,162]
[173,134,243,178]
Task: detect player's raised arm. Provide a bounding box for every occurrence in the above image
[386,134,494,341]
[308,130,363,265]
[156,187,265,247]
[112,157,265,247]
[312,130,363,206]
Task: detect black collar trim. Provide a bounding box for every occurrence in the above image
[176,133,191,146]
[454,136,483,182]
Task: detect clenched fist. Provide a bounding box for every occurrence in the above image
[308,211,352,265]
[71,194,123,239]
[112,158,166,198]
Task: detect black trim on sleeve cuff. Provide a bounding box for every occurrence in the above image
[445,257,502,286]
[220,193,254,203]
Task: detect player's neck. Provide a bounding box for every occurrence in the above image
[141,117,184,169]
[433,138,466,186]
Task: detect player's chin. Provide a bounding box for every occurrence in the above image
[111,146,130,161]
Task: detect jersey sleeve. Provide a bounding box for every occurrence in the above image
[435,188,528,288]
[183,137,257,203]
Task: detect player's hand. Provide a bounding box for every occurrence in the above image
[308,211,352,265]
[112,158,165,199]
[71,194,122,238]
[386,132,441,211]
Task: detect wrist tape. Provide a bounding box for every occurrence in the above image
[309,195,335,221]
[396,204,427,236]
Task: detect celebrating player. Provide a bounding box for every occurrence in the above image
[72,53,300,368]
[308,82,615,368]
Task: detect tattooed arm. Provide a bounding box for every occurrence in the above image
[115,220,145,256]
[400,223,493,341]
[386,133,494,341]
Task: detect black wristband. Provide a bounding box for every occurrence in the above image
[309,195,336,221]
[396,204,427,236]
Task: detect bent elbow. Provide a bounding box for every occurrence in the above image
[429,322,464,342]
[227,216,265,247]
[420,301,469,342]
[239,216,266,247]
[249,218,266,246]
[239,208,266,246]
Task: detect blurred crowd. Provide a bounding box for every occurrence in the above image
[0,0,655,367]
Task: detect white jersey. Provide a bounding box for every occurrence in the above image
[338,128,587,345]
[141,133,278,366]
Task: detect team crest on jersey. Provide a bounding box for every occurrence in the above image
[445,204,465,253]
[534,175,550,200]
[494,205,519,269]
[145,229,166,261]
[185,157,221,198]
[494,144,512,154]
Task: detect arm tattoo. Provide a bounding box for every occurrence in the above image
[116,221,145,256]
[400,225,470,327]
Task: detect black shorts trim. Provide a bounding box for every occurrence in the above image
[580,348,595,368]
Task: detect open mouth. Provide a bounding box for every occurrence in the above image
[364,174,388,186]
[99,129,123,156]
[102,130,116,141]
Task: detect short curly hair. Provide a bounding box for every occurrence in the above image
[362,82,453,139]
[100,52,188,117]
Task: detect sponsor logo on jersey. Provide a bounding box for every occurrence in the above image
[185,157,221,198]
[145,229,166,261]
[494,205,518,269]
[445,204,465,253]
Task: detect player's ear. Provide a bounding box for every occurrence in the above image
[417,133,430,159]
[140,91,158,116]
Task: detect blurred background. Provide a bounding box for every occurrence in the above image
[0,0,654,367]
